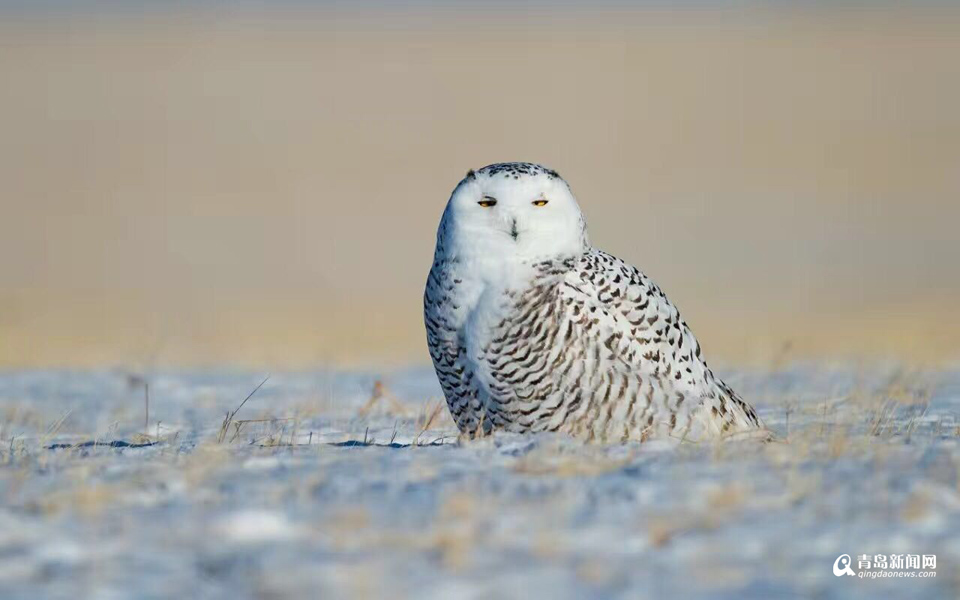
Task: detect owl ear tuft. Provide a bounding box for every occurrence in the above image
[465,169,476,180]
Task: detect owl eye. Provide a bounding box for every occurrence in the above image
[532,199,549,207]
[477,197,497,208]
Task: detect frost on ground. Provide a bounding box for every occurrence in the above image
[0,365,958,599]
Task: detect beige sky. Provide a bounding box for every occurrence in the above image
[1,8,958,368]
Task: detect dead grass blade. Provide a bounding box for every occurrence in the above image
[217,374,271,443]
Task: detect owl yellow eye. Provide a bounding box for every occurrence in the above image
[532,199,549,207]
[477,197,497,208]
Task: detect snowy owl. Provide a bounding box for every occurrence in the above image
[424,162,766,442]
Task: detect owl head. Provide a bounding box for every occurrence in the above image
[436,163,589,270]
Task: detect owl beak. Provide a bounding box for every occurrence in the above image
[509,218,519,241]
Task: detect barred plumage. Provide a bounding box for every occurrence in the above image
[424,163,766,442]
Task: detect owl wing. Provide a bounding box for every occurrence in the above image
[557,249,765,440]
[424,261,483,432]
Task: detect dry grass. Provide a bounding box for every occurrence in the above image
[216,375,271,443]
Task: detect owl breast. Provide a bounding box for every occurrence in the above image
[469,258,664,441]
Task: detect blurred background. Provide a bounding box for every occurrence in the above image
[1,2,958,369]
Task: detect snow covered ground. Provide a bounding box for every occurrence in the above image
[0,364,958,599]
